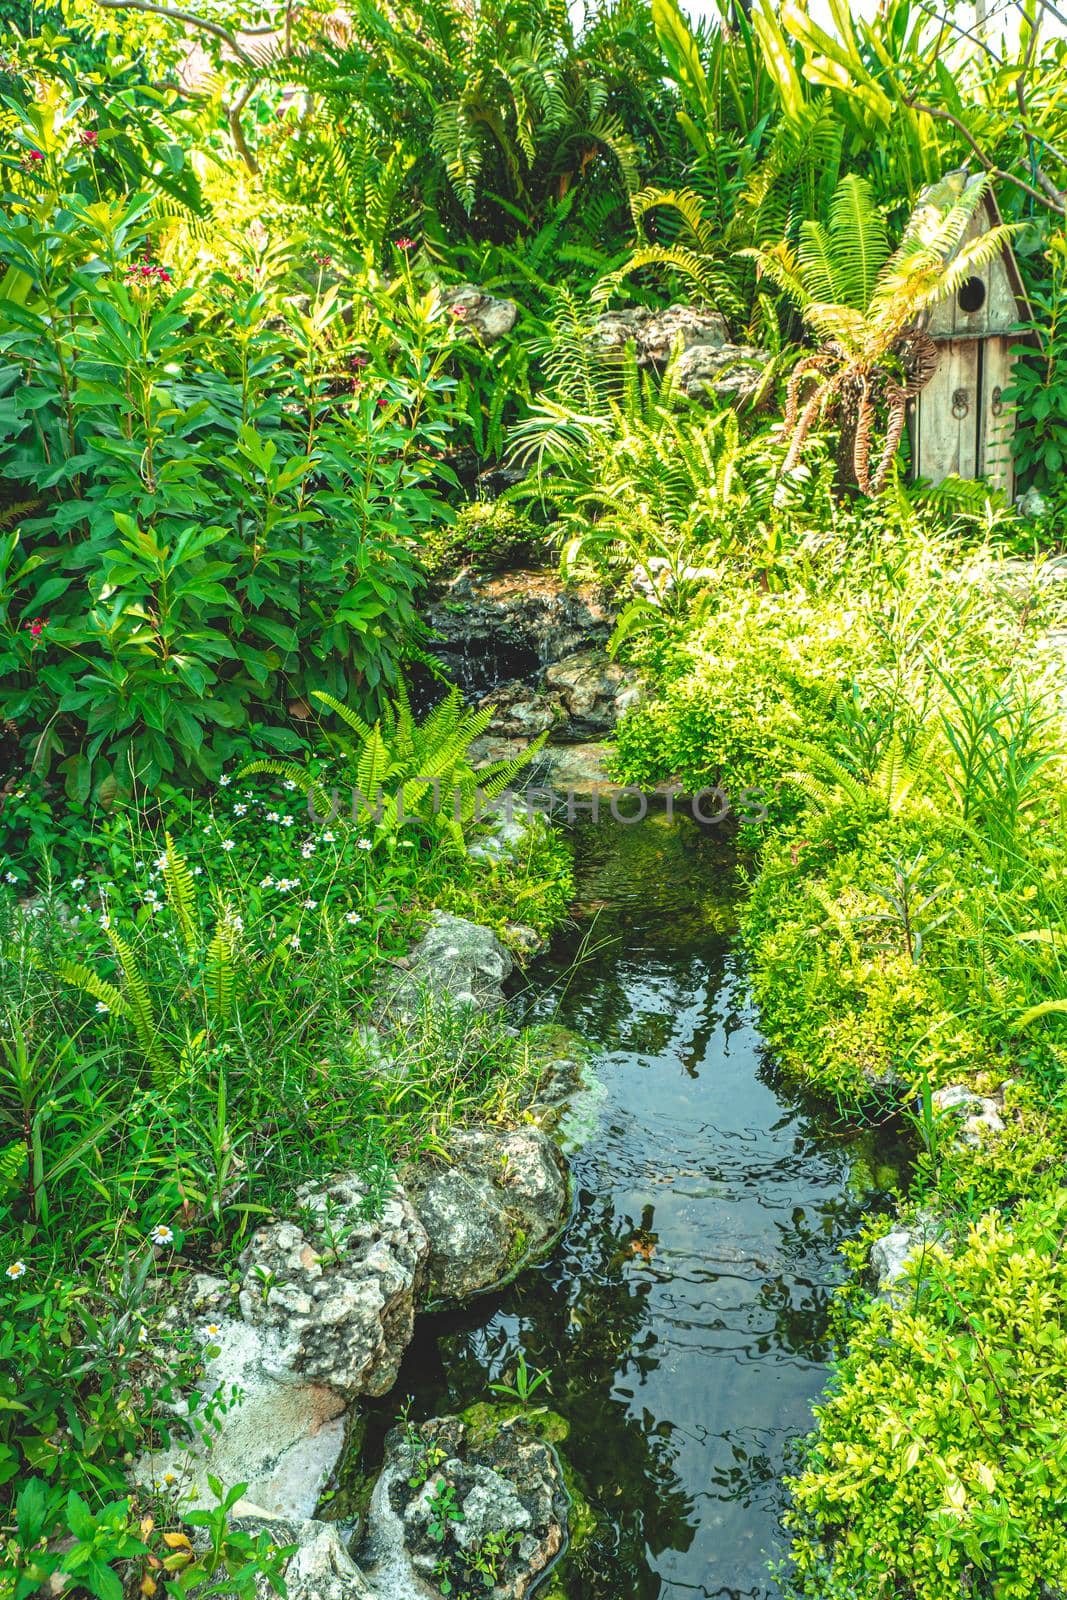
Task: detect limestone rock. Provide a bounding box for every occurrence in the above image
[359,1415,568,1600]
[870,1211,946,1296]
[467,809,542,864]
[675,341,771,403]
[477,679,565,741]
[593,303,730,363]
[440,284,518,342]
[235,1517,374,1600]
[239,1174,428,1400]
[137,1273,349,1519]
[544,649,641,738]
[382,911,515,1020]
[405,1126,570,1305]
[591,304,769,403]
[931,1083,1006,1146]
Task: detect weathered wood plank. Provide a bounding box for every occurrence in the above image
[914,339,980,482]
[980,335,1016,499]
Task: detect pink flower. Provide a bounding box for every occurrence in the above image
[449,304,468,319]
[24,616,48,638]
[313,252,333,267]
[79,130,98,148]
[28,149,44,162]
[394,236,416,251]
[376,397,388,410]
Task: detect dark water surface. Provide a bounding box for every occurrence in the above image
[358,811,904,1598]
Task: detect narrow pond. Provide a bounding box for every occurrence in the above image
[357,809,904,1599]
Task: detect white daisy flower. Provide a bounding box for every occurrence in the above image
[266,812,280,823]
[149,1224,174,1246]
[345,911,362,925]
[233,803,247,816]
[357,838,372,851]
[6,1260,27,1279]
[71,876,86,891]
[221,840,235,852]
[95,1001,109,1014]
[260,876,275,889]
[219,774,231,787]
[289,934,301,949]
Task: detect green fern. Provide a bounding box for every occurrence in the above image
[160,835,200,961]
[0,1139,27,1202]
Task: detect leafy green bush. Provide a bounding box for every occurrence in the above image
[785,1195,1067,1600]
[421,501,542,578]
[0,151,462,799]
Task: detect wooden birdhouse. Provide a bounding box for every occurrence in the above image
[910,188,1030,499]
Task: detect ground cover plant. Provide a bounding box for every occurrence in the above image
[4,0,1067,1594]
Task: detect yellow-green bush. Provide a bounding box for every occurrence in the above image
[786,1195,1067,1599]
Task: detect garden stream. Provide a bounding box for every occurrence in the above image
[353,809,905,1599]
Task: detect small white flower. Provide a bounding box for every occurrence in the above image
[71,876,86,891]
[266,811,280,823]
[281,815,294,828]
[283,780,296,791]
[155,856,168,872]
[300,844,315,859]
[4,871,17,884]
[204,1322,222,1338]
[95,1001,109,1015]
[345,911,362,925]
[193,865,203,876]
[303,898,318,910]
[219,774,231,787]
[221,840,235,852]
[260,876,275,889]
[321,830,335,843]
[100,914,111,931]
[288,934,301,949]
[137,1324,148,1343]
[233,803,247,816]
[149,1224,174,1246]
[144,889,160,904]
[6,1260,27,1280]
[357,838,372,851]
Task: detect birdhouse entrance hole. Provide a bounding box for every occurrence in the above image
[957,277,987,314]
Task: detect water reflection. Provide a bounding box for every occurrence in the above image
[357,814,904,1599]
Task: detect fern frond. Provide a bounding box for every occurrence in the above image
[161,834,199,961]
[107,931,171,1084]
[205,924,236,1024]
[56,961,131,1022]
[308,691,375,743]
[0,1139,27,1198]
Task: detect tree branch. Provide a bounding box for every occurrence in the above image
[88,0,258,67]
[908,97,1065,214]
[88,0,275,173]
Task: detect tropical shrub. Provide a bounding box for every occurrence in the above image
[785,1195,1067,1600]
[0,161,461,799]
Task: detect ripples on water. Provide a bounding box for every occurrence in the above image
[357,811,905,1598]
